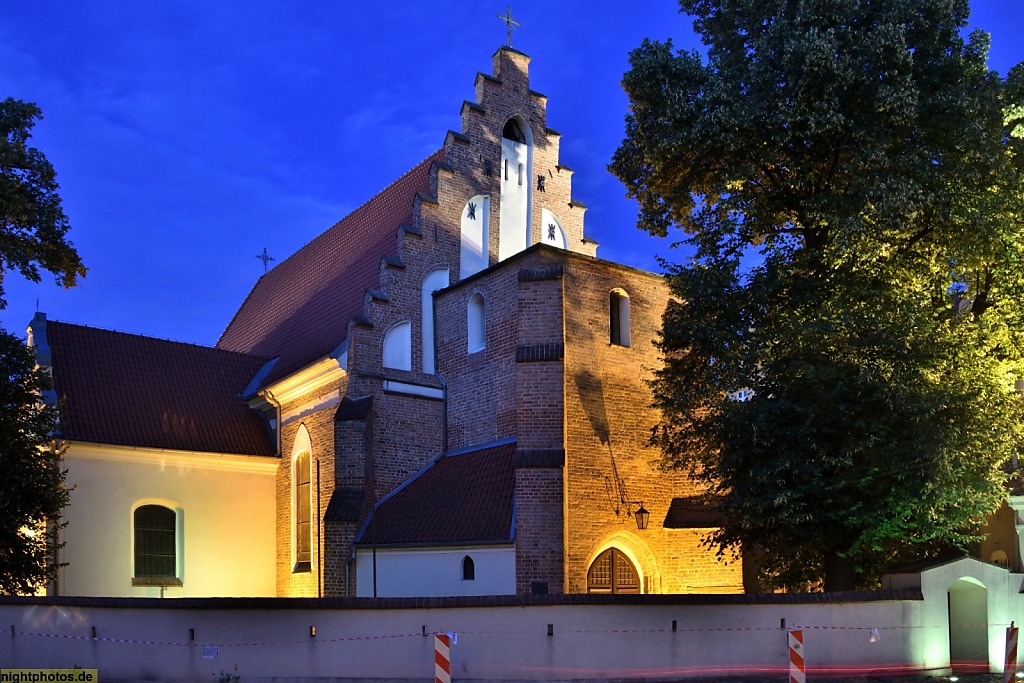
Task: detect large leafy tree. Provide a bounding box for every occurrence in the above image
[0,97,84,593]
[0,98,85,308]
[0,330,68,594]
[611,0,1024,590]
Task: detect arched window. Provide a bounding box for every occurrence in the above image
[468,293,485,353]
[292,425,313,572]
[133,503,180,585]
[460,196,489,278]
[610,289,631,347]
[499,116,533,261]
[587,548,641,594]
[462,555,475,580]
[991,550,1008,567]
[382,321,412,370]
[422,269,450,374]
[503,118,526,143]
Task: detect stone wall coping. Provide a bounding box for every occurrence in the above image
[0,590,923,611]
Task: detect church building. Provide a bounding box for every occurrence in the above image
[30,46,751,598]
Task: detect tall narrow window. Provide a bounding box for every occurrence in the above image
[468,293,486,353]
[294,449,311,568]
[422,269,450,374]
[133,504,179,584]
[291,424,313,572]
[610,289,631,347]
[462,555,475,580]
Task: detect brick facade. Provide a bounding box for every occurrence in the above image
[253,46,739,597]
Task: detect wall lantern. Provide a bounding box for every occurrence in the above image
[633,503,650,531]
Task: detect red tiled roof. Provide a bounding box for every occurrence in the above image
[45,320,275,456]
[216,150,445,385]
[357,439,517,546]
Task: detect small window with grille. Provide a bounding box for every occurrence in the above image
[133,504,181,586]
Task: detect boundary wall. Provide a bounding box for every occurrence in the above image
[1,559,1020,682]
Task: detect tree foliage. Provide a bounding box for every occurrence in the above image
[0,98,82,593]
[0,329,68,594]
[610,0,1024,590]
[0,97,86,309]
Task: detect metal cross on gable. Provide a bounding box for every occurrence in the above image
[497,6,521,47]
[255,247,275,274]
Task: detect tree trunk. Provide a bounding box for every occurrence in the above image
[823,551,856,592]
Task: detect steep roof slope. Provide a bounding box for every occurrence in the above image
[357,439,517,546]
[45,320,275,456]
[216,150,444,385]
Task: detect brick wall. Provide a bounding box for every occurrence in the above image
[515,466,564,595]
[562,255,743,595]
[274,377,348,597]
[266,46,728,600]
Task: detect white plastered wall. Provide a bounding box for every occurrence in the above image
[355,546,515,597]
[57,443,277,597]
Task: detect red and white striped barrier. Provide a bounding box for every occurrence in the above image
[1006,622,1019,683]
[789,629,806,683]
[435,633,451,683]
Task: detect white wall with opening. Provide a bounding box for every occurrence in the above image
[498,117,533,262]
[382,322,412,371]
[468,293,486,354]
[421,269,450,375]
[460,196,489,278]
[541,208,567,249]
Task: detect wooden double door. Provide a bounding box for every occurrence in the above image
[587,548,641,594]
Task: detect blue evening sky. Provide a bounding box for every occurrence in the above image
[2,2,1021,346]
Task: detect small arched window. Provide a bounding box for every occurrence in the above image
[134,504,177,581]
[503,119,526,143]
[382,322,412,370]
[462,555,475,581]
[610,289,631,347]
[468,293,485,353]
[991,550,1008,567]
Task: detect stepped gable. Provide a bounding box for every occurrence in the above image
[357,439,517,546]
[45,321,275,457]
[217,150,445,385]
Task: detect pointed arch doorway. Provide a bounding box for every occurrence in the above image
[587,548,641,594]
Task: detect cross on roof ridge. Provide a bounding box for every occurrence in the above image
[497,6,521,47]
